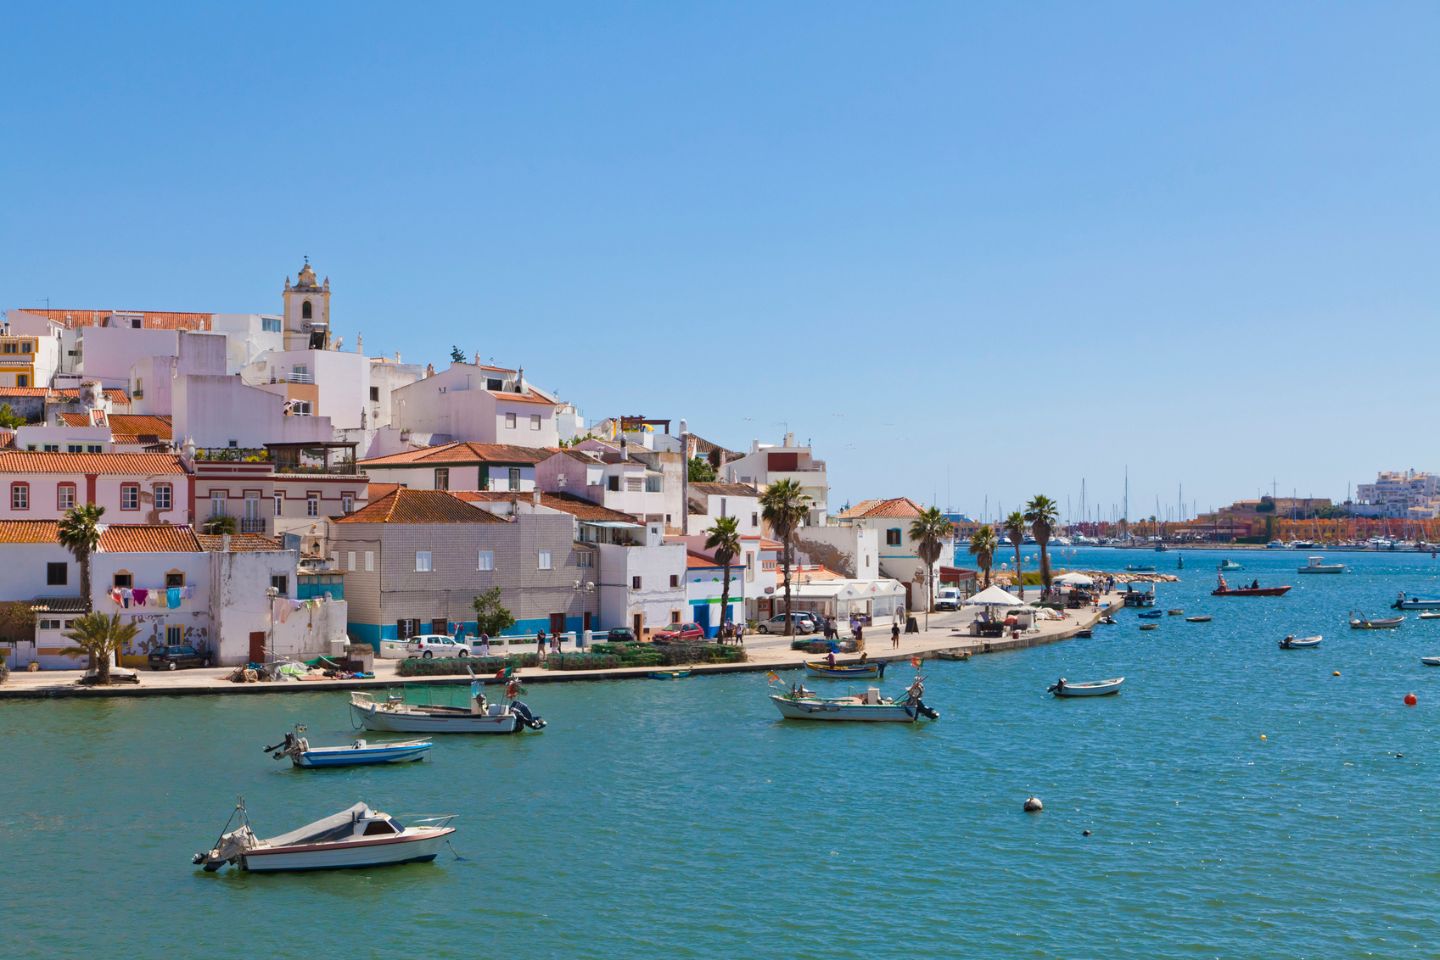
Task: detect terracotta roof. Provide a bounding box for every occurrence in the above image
[0,520,60,543]
[835,497,925,520]
[31,595,87,614]
[367,482,402,501]
[16,309,213,331]
[0,433,15,450]
[197,533,286,552]
[108,415,173,442]
[359,441,554,468]
[57,412,98,427]
[0,387,50,397]
[686,551,721,568]
[759,538,784,550]
[487,390,557,406]
[99,524,202,553]
[52,387,130,403]
[690,482,760,498]
[0,452,183,474]
[336,488,507,524]
[454,490,641,524]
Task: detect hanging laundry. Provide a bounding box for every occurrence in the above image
[181,586,193,600]
[120,587,133,608]
[110,588,123,606]
[167,587,181,609]
[132,588,149,607]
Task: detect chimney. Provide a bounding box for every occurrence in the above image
[221,532,231,552]
[784,431,795,447]
[532,489,541,507]
[356,333,364,354]
[516,367,525,392]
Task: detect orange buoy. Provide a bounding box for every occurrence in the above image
[1404,692,1418,707]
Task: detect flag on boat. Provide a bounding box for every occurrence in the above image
[910,656,922,670]
[494,665,514,680]
[470,679,482,700]
[765,671,780,683]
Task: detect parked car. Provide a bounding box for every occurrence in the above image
[652,622,705,644]
[147,645,211,671]
[757,613,816,634]
[604,627,637,644]
[935,587,962,611]
[405,635,470,659]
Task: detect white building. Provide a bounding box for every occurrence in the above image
[537,446,673,526]
[172,374,334,449]
[594,521,687,637]
[687,481,763,539]
[833,497,949,611]
[390,361,563,447]
[1355,470,1440,519]
[722,433,829,525]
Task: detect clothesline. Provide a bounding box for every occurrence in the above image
[109,586,193,610]
[272,597,327,623]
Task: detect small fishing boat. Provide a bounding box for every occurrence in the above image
[1099,615,1118,625]
[1213,575,1291,597]
[1422,656,1440,667]
[350,678,545,734]
[769,677,938,723]
[1278,635,1322,649]
[804,660,885,680]
[1138,610,1163,619]
[1124,564,1156,573]
[1048,676,1124,698]
[647,670,691,680]
[1122,586,1157,607]
[1393,594,1440,610]
[1219,559,1243,571]
[1139,623,1159,631]
[1074,629,1093,638]
[1185,615,1212,623]
[1419,611,1440,621]
[1350,611,1404,630]
[1167,608,1184,616]
[265,726,431,768]
[192,800,456,873]
[1297,556,1345,574]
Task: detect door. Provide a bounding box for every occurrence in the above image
[632,613,643,638]
[694,604,711,637]
[549,613,566,636]
[431,618,448,636]
[248,631,266,663]
[582,611,593,631]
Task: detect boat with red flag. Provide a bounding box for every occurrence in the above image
[1212,574,1291,597]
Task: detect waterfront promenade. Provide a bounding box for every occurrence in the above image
[0,591,1121,699]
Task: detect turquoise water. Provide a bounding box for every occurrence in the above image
[6,547,1440,959]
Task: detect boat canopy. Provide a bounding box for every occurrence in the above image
[264,802,375,846]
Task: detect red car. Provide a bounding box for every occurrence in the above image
[652,622,705,644]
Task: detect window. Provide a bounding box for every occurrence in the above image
[113,572,133,588]
[16,375,27,387]
[645,476,662,493]
[166,625,182,645]
[57,483,76,510]
[347,551,356,572]
[886,528,902,547]
[478,550,494,571]
[751,512,759,527]
[487,378,503,390]
[631,575,642,590]
[2,343,15,354]
[365,551,374,572]
[42,444,58,453]
[415,551,433,572]
[608,476,621,492]
[39,619,60,631]
[270,575,288,596]
[154,484,172,511]
[369,386,379,402]
[720,498,728,517]
[538,550,552,570]
[577,552,592,568]
[508,467,521,489]
[745,552,755,582]
[306,493,319,517]
[86,445,101,454]
[274,494,283,516]
[165,572,185,588]
[671,610,681,624]
[505,412,517,429]
[669,574,679,588]
[120,484,140,510]
[67,445,82,454]
[210,491,226,517]
[262,317,282,333]
[530,414,541,430]
[10,482,28,511]
[434,468,449,491]
[341,493,354,514]
[20,342,31,353]
[289,400,312,415]
[302,300,313,320]
[243,493,260,528]
[626,477,643,492]
[46,562,67,586]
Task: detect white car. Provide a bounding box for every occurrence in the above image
[405,635,469,659]
[935,588,962,611]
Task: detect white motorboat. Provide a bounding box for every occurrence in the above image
[1394,594,1440,610]
[1048,676,1124,697]
[350,679,545,734]
[1419,611,1440,620]
[1422,656,1440,667]
[265,727,431,768]
[1297,556,1345,574]
[1278,635,1322,649]
[192,801,455,873]
[769,678,939,723]
[1351,611,1404,629]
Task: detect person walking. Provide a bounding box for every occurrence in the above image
[478,631,490,657]
[736,620,746,645]
[891,622,901,649]
[551,631,561,657]
[536,630,547,662]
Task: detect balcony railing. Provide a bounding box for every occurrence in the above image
[240,518,267,533]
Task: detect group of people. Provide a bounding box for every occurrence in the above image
[716,621,747,645]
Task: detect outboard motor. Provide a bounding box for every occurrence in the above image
[914,700,940,720]
[510,700,546,730]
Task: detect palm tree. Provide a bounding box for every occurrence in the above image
[1003,510,1027,599]
[908,506,952,630]
[1025,495,1060,592]
[759,479,811,636]
[969,525,998,588]
[202,514,238,535]
[61,612,139,685]
[703,515,742,639]
[57,504,104,614]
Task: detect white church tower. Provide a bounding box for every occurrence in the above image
[282,257,331,351]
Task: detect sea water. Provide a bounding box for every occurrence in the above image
[4,547,1440,959]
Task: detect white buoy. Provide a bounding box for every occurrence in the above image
[1024,796,1043,813]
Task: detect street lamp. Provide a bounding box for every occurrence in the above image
[265,585,280,663]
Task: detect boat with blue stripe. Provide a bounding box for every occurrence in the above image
[266,726,432,768]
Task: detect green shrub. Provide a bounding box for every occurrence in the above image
[396,654,538,677]
[542,653,621,671]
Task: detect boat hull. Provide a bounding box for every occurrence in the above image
[1297,567,1344,574]
[804,662,882,679]
[1051,678,1124,697]
[294,742,431,768]
[769,695,927,722]
[1278,637,1322,649]
[350,700,520,734]
[1395,599,1440,610]
[1422,657,1440,667]
[239,829,454,872]
[1213,587,1291,597]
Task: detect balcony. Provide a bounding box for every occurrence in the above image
[240,518,267,534]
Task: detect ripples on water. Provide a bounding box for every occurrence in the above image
[5,548,1440,959]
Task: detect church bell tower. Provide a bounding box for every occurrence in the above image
[282,257,331,350]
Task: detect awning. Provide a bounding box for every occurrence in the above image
[585,520,643,529]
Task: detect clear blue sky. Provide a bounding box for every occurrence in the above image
[3,2,1436,522]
